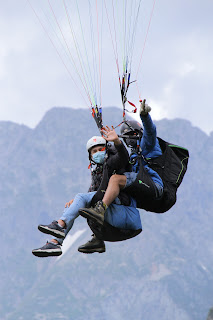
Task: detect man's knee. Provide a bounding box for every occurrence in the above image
[109,174,126,188]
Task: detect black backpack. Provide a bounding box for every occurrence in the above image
[125,137,189,213]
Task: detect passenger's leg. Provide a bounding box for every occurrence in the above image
[32,192,96,257]
[57,192,96,242]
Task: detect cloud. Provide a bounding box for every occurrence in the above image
[135,23,213,133]
[0,0,212,134]
[177,62,196,78]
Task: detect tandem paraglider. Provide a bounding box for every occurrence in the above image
[29,1,189,257]
[32,99,189,257]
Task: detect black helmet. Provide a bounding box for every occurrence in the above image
[120,120,142,135]
[120,120,143,148]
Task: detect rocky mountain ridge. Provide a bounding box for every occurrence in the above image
[0,106,212,320]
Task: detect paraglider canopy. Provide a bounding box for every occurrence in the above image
[28,0,157,131]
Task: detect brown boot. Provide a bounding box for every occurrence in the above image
[79,200,107,226]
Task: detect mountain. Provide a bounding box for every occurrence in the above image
[0,106,212,320]
[207,309,213,320]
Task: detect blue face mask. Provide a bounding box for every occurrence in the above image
[92,151,106,164]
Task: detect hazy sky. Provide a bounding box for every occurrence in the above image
[0,0,212,134]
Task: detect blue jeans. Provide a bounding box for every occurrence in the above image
[56,192,96,245]
[55,191,142,244]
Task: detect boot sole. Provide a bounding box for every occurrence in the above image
[38,225,65,239]
[78,247,106,254]
[79,209,104,226]
[32,250,62,257]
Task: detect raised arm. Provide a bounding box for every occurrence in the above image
[139,100,157,153]
[101,126,130,172]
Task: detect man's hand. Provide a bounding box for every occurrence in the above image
[101,126,121,146]
[65,199,74,208]
[140,99,151,116]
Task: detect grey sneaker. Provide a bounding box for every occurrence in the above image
[32,241,62,257]
[78,235,105,254]
[79,201,106,226]
[38,221,65,239]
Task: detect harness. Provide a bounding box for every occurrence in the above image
[88,144,142,242]
[88,219,141,242]
[125,137,189,213]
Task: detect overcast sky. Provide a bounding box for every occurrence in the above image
[0,0,212,134]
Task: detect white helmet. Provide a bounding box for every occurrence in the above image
[86,136,106,152]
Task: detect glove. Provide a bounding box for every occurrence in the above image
[140,99,151,116]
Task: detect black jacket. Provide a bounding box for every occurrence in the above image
[90,142,131,206]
